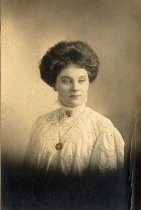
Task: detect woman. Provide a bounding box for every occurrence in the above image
[25,40,125,176]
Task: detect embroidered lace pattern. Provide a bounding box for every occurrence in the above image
[26,105,125,174]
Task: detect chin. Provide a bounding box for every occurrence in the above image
[68,101,83,107]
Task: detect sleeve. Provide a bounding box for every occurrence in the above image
[23,116,43,170]
[100,122,125,171]
[113,127,125,168]
[89,118,125,172]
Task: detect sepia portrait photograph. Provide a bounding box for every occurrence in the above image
[2,0,141,209]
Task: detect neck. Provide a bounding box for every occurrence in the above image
[58,97,87,110]
[61,103,86,110]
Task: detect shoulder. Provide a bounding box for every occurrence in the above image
[85,106,114,131]
[34,108,59,128]
[86,106,125,146]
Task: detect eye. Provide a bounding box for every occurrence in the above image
[61,78,71,84]
[78,78,86,83]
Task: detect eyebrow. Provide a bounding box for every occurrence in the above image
[61,75,87,79]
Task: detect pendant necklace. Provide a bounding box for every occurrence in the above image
[55,108,84,151]
[55,142,63,150]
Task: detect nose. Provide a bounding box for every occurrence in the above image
[71,81,79,91]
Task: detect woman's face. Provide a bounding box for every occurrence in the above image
[55,65,89,107]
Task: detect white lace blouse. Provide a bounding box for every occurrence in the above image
[26,104,125,175]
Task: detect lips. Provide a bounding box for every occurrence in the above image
[69,95,81,98]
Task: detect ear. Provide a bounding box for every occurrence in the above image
[52,83,57,91]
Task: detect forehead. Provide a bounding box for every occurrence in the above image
[58,65,88,78]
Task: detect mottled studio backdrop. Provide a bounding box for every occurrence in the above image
[2,0,141,164]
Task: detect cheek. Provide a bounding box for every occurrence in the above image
[57,87,68,97]
[82,83,89,91]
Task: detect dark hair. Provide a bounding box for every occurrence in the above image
[39,41,100,87]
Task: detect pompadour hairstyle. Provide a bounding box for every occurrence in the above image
[39,41,100,87]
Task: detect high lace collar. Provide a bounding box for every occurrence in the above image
[60,103,86,118]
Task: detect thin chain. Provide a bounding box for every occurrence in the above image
[58,108,85,144]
